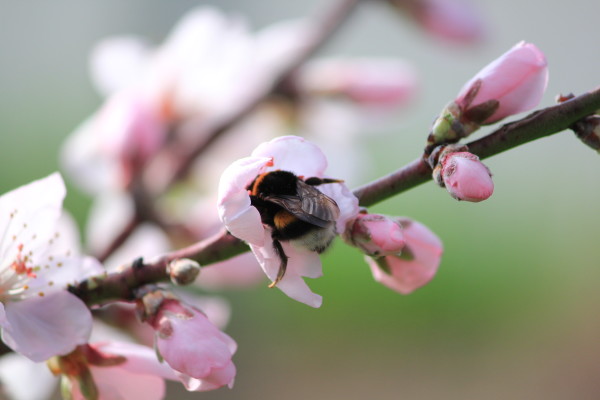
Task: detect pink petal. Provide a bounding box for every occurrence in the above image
[457,41,548,123]
[2,291,92,362]
[415,0,484,44]
[317,182,360,234]
[442,152,494,202]
[0,173,65,257]
[76,365,165,400]
[250,231,323,308]
[368,219,443,294]
[218,156,272,246]
[94,341,179,381]
[251,136,328,178]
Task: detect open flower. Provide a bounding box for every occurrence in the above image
[0,173,98,361]
[217,136,359,307]
[367,218,443,294]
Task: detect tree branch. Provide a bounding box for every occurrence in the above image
[353,87,600,206]
[73,87,600,307]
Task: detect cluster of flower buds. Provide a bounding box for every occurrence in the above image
[344,213,443,294]
[426,41,548,153]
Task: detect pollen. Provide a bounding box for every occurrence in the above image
[38,292,45,297]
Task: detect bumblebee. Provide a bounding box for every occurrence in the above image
[247,170,342,287]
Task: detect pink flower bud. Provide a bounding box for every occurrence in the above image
[439,151,494,202]
[368,218,443,294]
[148,299,236,391]
[456,41,548,124]
[344,213,405,257]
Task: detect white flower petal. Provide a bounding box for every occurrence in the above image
[2,291,92,361]
[0,173,65,259]
[90,35,152,96]
[250,231,323,308]
[0,353,57,400]
[317,182,360,234]
[218,157,272,246]
[251,136,328,178]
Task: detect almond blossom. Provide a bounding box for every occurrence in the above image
[0,173,99,362]
[217,136,359,307]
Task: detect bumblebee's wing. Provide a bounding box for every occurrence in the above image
[264,180,340,228]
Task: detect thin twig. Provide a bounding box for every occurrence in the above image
[72,87,600,306]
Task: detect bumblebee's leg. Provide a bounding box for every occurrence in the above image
[304,177,344,186]
[268,238,288,288]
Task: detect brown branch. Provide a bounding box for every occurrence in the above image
[70,229,248,306]
[73,87,600,306]
[353,87,600,206]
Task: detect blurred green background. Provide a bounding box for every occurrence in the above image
[1,0,599,399]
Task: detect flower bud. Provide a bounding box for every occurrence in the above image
[437,151,494,202]
[367,218,443,294]
[168,258,201,286]
[343,213,405,257]
[142,292,237,391]
[456,41,548,125]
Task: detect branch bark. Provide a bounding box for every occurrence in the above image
[73,86,600,307]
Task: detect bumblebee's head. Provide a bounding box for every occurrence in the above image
[248,170,298,197]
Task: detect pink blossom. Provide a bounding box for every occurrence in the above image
[368,218,443,294]
[344,213,405,257]
[69,342,178,400]
[61,91,167,193]
[88,7,309,121]
[217,136,359,307]
[440,151,494,202]
[299,58,418,108]
[456,41,548,124]
[148,300,237,391]
[389,0,484,44]
[0,173,98,361]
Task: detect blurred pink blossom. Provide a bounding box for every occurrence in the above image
[299,58,418,108]
[390,0,484,44]
[68,342,178,400]
[62,91,167,193]
[456,41,548,124]
[368,218,442,294]
[439,151,494,202]
[217,136,359,307]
